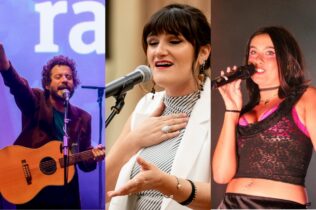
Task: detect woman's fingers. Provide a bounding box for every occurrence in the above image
[108,158,163,199]
[169,121,188,132]
[137,156,152,171]
[158,113,188,135]
[160,113,187,121]
[165,116,188,126]
[233,79,242,90]
[107,179,139,197]
[107,173,147,198]
[217,66,243,110]
[159,116,188,140]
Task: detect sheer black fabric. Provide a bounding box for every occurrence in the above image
[235,91,313,186]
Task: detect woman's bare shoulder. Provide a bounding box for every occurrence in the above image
[300,86,316,102]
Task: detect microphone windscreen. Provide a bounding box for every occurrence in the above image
[135,65,152,82]
[62,89,70,100]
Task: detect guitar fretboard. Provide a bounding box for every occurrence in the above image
[59,150,95,167]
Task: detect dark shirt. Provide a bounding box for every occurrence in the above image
[53,108,65,141]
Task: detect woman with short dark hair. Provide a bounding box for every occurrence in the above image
[106,4,211,210]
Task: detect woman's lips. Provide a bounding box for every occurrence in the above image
[155,62,173,70]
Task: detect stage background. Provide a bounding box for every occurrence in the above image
[211,0,316,208]
[0,0,105,209]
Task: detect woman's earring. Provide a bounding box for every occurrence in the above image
[198,60,206,91]
[200,60,206,73]
[151,82,156,100]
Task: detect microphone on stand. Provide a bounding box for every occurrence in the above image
[61,88,70,185]
[106,65,152,98]
[211,64,256,89]
[62,89,70,101]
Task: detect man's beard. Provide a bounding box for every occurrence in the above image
[50,89,65,102]
[50,88,74,102]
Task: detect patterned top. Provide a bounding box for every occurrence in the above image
[130,91,200,210]
[235,91,313,186]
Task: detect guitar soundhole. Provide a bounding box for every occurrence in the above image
[40,157,57,175]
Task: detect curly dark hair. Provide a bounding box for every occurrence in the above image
[41,55,80,95]
[242,26,308,114]
[142,3,211,72]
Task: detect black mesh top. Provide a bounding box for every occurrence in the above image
[235,91,313,186]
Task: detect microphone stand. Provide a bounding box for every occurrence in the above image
[105,92,126,128]
[81,85,105,209]
[63,98,70,186]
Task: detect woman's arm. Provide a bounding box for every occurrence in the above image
[106,115,138,199]
[212,111,239,184]
[299,87,316,150]
[107,157,211,210]
[212,67,243,184]
[106,102,188,201]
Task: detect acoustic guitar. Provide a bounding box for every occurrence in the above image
[0,140,104,204]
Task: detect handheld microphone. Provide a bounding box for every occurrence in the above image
[106,65,152,98]
[62,89,70,101]
[211,64,256,89]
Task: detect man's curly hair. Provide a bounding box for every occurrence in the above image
[41,55,80,95]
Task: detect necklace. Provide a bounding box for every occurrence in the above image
[260,93,278,105]
[259,86,279,92]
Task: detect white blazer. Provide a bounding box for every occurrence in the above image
[109,79,211,210]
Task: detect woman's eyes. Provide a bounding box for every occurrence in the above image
[249,50,275,56]
[249,50,256,55]
[147,38,182,46]
[265,50,275,55]
[148,41,158,46]
[170,40,182,44]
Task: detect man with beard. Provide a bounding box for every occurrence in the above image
[0,43,105,209]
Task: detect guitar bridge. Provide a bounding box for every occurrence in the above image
[21,159,32,185]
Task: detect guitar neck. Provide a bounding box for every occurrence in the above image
[59,150,95,168]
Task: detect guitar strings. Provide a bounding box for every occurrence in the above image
[39,151,95,168]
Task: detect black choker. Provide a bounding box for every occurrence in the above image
[259,86,279,91]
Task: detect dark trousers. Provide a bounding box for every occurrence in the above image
[218,193,308,209]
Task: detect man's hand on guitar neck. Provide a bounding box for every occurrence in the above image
[91,144,105,162]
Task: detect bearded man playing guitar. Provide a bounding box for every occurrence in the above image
[0,43,105,209]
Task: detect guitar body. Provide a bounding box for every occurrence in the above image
[0,141,75,204]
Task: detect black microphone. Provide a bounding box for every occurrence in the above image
[82,85,105,90]
[62,89,70,101]
[211,64,256,89]
[106,65,152,98]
